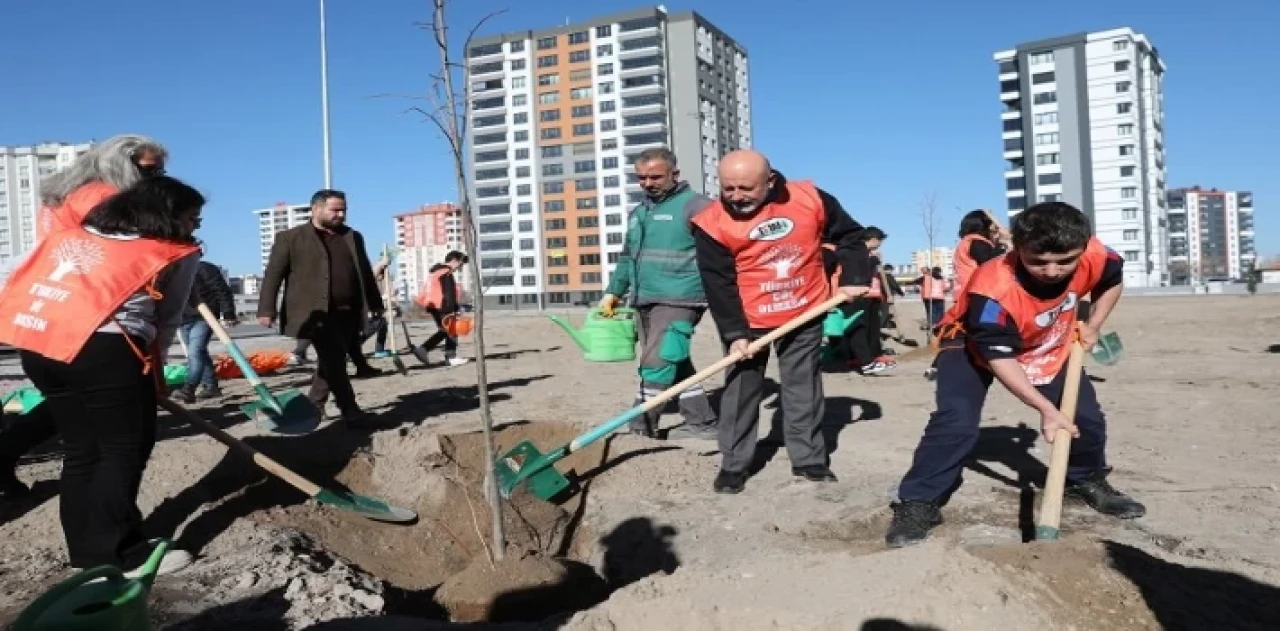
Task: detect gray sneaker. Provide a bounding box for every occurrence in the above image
[667,422,718,440]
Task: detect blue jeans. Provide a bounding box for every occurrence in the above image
[179,320,217,389]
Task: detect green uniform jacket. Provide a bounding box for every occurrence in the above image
[605,182,710,307]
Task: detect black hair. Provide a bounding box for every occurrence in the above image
[958,209,994,238]
[861,226,887,242]
[82,175,204,243]
[1011,202,1092,254]
[310,189,346,207]
[445,250,469,264]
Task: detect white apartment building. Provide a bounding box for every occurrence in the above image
[393,203,471,304]
[465,6,752,309]
[0,142,92,264]
[912,247,955,278]
[995,28,1168,287]
[254,202,311,272]
[1166,187,1256,284]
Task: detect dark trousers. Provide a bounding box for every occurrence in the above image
[842,297,884,364]
[419,308,458,359]
[923,299,946,328]
[719,319,826,473]
[632,305,717,431]
[21,333,158,569]
[897,338,1108,502]
[308,310,362,414]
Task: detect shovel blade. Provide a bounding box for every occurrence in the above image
[495,440,570,500]
[1089,332,1124,366]
[313,487,418,523]
[243,390,321,435]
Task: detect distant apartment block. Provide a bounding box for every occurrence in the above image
[465,6,752,309]
[995,27,1168,287]
[393,203,472,304]
[228,274,262,296]
[0,141,92,263]
[1166,187,1255,284]
[912,247,955,278]
[254,202,311,272]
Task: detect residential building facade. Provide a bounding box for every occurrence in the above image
[1166,187,1255,284]
[254,202,311,272]
[465,6,752,309]
[994,28,1168,287]
[393,203,471,304]
[0,142,92,264]
[912,247,955,278]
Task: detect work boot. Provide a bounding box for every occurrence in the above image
[1066,468,1146,519]
[0,471,30,501]
[172,385,197,404]
[885,500,943,548]
[713,469,746,494]
[792,465,838,483]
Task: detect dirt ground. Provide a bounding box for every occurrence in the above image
[1,294,1279,630]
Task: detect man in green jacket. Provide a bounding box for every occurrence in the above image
[600,148,718,439]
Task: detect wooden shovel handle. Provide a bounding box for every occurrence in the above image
[1036,339,1087,533]
[157,398,322,497]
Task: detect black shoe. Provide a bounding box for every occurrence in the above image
[792,465,838,483]
[196,386,222,401]
[885,500,943,548]
[172,385,196,404]
[713,469,746,494]
[0,472,30,501]
[1066,468,1146,519]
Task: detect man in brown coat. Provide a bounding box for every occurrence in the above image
[257,189,384,426]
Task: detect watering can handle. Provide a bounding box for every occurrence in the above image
[589,307,635,320]
[11,566,125,630]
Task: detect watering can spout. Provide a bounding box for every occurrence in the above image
[547,316,592,352]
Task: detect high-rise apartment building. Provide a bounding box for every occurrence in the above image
[465,6,752,309]
[994,28,1168,287]
[1166,187,1255,284]
[254,202,311,272]
[393,203,471,303]
[0,142,92,264]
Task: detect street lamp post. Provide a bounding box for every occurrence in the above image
[319,0,333,188]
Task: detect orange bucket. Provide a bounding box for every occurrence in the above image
[443,313,474,337]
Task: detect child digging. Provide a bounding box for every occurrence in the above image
[885,201,1145,548]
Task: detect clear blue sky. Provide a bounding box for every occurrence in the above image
[2,0,1274,274]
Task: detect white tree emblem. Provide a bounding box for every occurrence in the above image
[762,244,804,279]
[48,238,105,282]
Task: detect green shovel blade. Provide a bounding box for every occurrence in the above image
[1089,332,1124,366]
[495,440,571,500]
[243,390,320,435]
[313,487,418,523]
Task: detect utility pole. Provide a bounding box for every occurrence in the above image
[319,0,334,188]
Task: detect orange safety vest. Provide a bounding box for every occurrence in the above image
[37,181,118,239]
[952,233,994,292]
[0,227,197,371]
[938,237,1109,385]
[415,267,460,309]
[693,181,831,329]
[921,274,947,300]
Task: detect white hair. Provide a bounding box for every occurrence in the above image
[40,134,168,206]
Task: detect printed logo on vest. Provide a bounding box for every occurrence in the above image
[1033,291,1078,328]
[747,217,794,242]
[49,238,105,282]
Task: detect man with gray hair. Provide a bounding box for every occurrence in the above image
[600,148,718,439]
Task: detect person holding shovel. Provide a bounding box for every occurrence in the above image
[692,149,872,494]
[885,202,1145,549]
[598,147,718,440]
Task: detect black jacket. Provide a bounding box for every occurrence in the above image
[692,171,872,343]
[185,261,237,323]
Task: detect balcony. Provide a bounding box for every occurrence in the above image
[620,74,664,96]
[469,61,504,78]
[617,17,660,40]
[618,35,661,59]
[619,55,664,79]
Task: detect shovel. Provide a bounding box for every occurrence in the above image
[496,292,853,500]
[197,303,319,435]
[380,245,409,376]
[158,398,417,523]
[1089,331,1123,366]
[1034,337,1087,541]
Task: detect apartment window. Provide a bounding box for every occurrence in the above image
[597,44,613,56]
[538,73,559,86]
[1029,51,1054,65]
[1000,79,1019,93]
[515,166,531,178]
[514,148,530,160]
[576,197,599,210]
[473,114,505,128]
[514,130,529,141]
[1123,250,1139,262]
[538,91,559,104]
[544,201,566,213]
[519,256,536,268]
[537,55,558,68]
[1117,102,1132,114]
[548,274,569,286]
[1034,111,1058,125]
[604,194,621,207]
[512,94,527,106]
[542,164,564,176]
[1117,123,1134,136]
[474,132,505,145]
[521,275,537,287]
[570,87,593,100]
[569,50,590,63]
[1123,229,1139,241]
[601,120,617,131]
[607,252,621,264]
[541,128,562,140]
[509,40,525,53]
[1038,173,1062,186]
[1032,71,1055,85]
[1119,145,1134,156]
[537,36,556,50]
[1033,92,1057,105]
[607,233,624,245]
[516,184,532,195]
[581,272,602,284]
[573,123,594,136]
[1121,208,1139,220]
[539,110,561,122]
[513,112,529,124]
[572,178,595,192]
[598,63,614,76]
[545,218,566,230]
[580,253,601,265]
[1036,153,1060,165]
[601,157,619,169]
[1038,194,1061,203]
[577,216,599,228]
[517,202,533,214]
[596,25,612,37]
[1115,81,1131,93]
[510,59,526,71]
[477,203,509,216]
[546,237,567,248]
[603,175,620,187]
[567,68,591,82]
[511,76,526,89]
[542,181,564,194]
[572,105,592,118]
[1115,60,1130,72]
[568,31,589,45]
[1006,177,1026,191]
[599,100,616,113]
[518,220,534,232]
[541,145,563,158]
[1113,40,1129,51]
[1120,166,1135,177]
[1034,132,1059,145]
[579,235,600,247]
[574,160,596,173]
[605,213,623,226]
[520,239,535,249]
[1121,187,1137,199]
[598,82,615,94]
[572,141,594,155]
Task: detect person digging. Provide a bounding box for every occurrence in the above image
[885,202,1145,548]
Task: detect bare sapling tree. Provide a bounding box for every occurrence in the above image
[404,0,509,562]
[920,192,941,339]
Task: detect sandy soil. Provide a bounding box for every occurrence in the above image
[1,294,1279,630]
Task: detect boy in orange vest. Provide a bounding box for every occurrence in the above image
[885,202,1144,548]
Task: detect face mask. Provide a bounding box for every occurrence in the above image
[136,163,165,178]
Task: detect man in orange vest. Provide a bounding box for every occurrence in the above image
[885,202,1144,548]
[692,149,871,494]
[412,250,470,368]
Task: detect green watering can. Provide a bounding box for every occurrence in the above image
[12,540,170,631]
[822,309,863,337]
[547,308,639,363]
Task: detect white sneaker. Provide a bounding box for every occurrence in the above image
[447,357,470,367]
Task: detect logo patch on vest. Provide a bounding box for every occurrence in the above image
[1033,292,1078,328]
[747,217,794,242]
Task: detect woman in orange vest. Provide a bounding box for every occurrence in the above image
[952,209,1010,292]
[0,175,202,576]
[885,202,1144,548]
[0,135,168,502]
